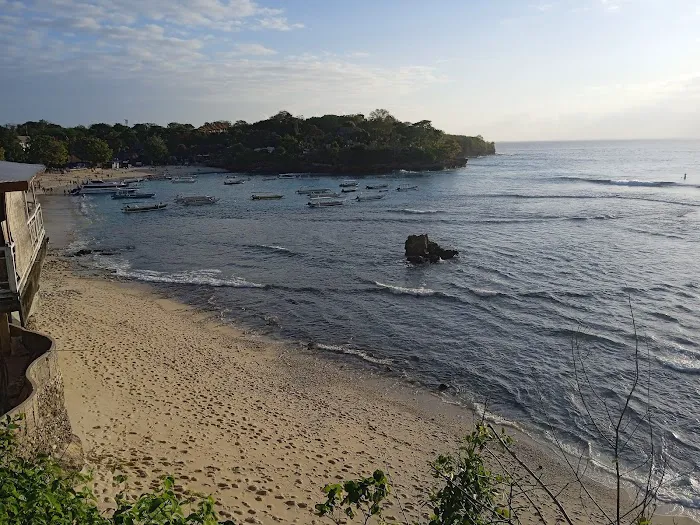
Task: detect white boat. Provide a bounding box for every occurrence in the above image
[171,177,197,184]
[175,195,219,205]
[397,184,418,191]
[297,187,332,195]
[356,193,385,201]
[366,183,388,189]
[251,193,284,200]
[307,197,345,208]
[112,189,156,200]
[311,191,341,198]
[77,179,127,194]
[224,178,247,185]
[339,180,359,187]
[123,203,167,213]
[341,187,357,193]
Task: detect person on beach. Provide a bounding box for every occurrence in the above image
[684,173,687,180]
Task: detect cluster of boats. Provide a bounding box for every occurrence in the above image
[70,179,221,213]
[71,175,419,213]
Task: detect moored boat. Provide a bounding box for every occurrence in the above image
[76,179,128,194]
[112,189,156,199]
[224,178,247,185]
[297,187,332,195]
[278,174,298,179]
[339,180,359,187]
[175,195,219,205]
[123,203,167,213]
[356,193,385,201]
[366,183,388,189]
[397,184,418,191]
[171,177,197,183]
[307,197,345,207]
[341,187,357,193]
[251,193,284,200]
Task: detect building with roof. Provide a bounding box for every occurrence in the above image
[0,161,48,328]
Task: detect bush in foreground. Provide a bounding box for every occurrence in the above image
[0,415,235,525]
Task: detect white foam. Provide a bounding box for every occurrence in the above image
[260,244,291,252]
[315,343,392,366]
[94,256,264,288]
[374,281,438,296]
[396,208,441,215]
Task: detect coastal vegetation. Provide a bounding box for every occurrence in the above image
[0,110,495,172]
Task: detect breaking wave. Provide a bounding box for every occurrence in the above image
[391,208,443,215]
[314,343,392,366]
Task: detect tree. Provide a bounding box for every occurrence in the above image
[368,109,396,122]
[0,146,4,161]
[27,135,68,167]
[144,135,168,165]
[74,137,113,165]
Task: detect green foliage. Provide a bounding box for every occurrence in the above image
[0,415,235,525]
[144,135,169,165]
[27,135,69,167]
[428,425,514,525]
[0,146,4,161]
[2,111,494,171]
[316,470,390,525]
[74,136,113,165]
[317,425,518,525]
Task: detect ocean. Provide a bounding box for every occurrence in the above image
[47,140,700,516]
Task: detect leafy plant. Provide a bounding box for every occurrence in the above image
[316,470,390,525]
[0,415,235,525]
[428,425,516,525]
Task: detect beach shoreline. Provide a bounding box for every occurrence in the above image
[33,195,698,525]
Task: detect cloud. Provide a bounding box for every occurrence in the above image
[18,0,302,32]
[255,16,304,31]
[224,43,278,56]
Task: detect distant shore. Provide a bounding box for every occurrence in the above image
[34,196,698,525]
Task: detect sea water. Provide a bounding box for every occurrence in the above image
[56,140,700,515]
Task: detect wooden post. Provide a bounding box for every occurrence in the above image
[0,313,9,413]
[0,313,10,357]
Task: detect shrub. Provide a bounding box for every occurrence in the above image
[0,415,235,525]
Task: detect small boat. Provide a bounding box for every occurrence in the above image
[251,193,283,200]
[307,197,345,208]
[76,179,127,194]
[297,187,332,195]
[175,195,219,205]
[171,177,197,183]
[224,179,246,185]
[311,191,341,198]
[366,183,388,189]
[341,188,357,193]
[112,190,156,200]
[278,174,298,179]
[123,203,167,213]
[397,185,418,192]
[339,180,359,188]
[356,193,385,201]
[263,176,278,181]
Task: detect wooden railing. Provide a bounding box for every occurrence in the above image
[1,203,45,297]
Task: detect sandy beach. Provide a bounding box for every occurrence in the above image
[27,250,694,525]
[35,165,222,194]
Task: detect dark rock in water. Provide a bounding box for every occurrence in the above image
[71,248,118,257]
[405,234,458,263]
[438,383,449,392]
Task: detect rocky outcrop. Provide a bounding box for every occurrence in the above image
[405,234,458,263]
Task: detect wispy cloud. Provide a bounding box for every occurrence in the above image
[254,16,304,31]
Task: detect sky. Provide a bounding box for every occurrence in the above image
[0,0,699,141]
